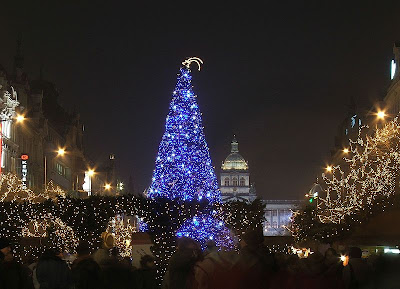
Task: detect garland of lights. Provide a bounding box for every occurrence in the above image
[291,116,400,243]
[106,215,136,257]
[318,117,400,224]
[0,195,264,282]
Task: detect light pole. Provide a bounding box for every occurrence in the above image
[87,169,95,196]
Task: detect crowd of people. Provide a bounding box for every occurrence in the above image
[1,230,400,289]
[0,238,157,289]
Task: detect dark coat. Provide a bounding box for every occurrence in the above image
[234,245,275,289]
[0,259,34,289]
[72,256,103,289]
[168,249,199,289]
[135,267,158,289]
[36,254,72,289]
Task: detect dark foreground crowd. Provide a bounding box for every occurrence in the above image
[1,230,400,289]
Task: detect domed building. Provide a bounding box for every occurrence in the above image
[220,137,256,202]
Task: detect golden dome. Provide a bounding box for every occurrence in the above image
[221,137,248,171]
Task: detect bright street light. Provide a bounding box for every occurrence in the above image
[326,166,332,173]
[343,148,349,154]
[87,169,95,177]
[104,184,111,190]
[377,110,386,120]
[57,148,65,156]
[15,114,25,123]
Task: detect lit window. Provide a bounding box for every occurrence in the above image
[232,177,238,186]
[240,177,245,186]
[1,121,11,139]
[224,178,229,186]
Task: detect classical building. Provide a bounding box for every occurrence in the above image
[263,199,302,236]
[220,137,256,202]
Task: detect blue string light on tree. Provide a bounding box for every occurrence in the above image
[148,57,233,248]
[176,213,235,249]
[148,57,220,204]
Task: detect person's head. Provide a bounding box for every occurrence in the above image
[111,247,119,257]
[0,238,13,261]
[122,256,132,267]
[205,240,217,251]
[177,237,200,251]
[140,254,155,269]
[76,241,91,257]
[348,247,362,259]
[241,228,264,248]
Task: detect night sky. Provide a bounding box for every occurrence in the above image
[1,2,400,200]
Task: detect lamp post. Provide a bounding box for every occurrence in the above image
[87,169,95,196]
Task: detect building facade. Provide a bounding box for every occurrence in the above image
[220,137,256,202]
[263,200,302,236]
[0,45,115,196]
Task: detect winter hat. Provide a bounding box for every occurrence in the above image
[0,238,10,250]
[242,229,264,247]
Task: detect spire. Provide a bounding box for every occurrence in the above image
[231,135,239,153]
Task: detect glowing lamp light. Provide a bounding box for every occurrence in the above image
[343,148,349,154]
[87,169,95,177]
[326,166,333,173]
[16,114,25,123]
[377,110,386,120]
[104,184,111,190]
[57,148,65,156]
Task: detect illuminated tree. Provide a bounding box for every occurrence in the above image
[0,173,40,202]
[148,58,220,203]
[148,58,233,249]
[318,116,400,224]
[106,215,135,257]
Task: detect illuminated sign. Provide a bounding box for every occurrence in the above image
[21,154,28,189]
[391,60,396,80]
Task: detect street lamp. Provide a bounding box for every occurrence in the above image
[343,148,349,154]
[85,169,95,196]
[326,165,332,173]
[377,110,386,120]
[15,114,25,123]
[104,183,111,190]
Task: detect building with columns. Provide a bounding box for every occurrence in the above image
[220,137,256,202]
[263,200,302,236]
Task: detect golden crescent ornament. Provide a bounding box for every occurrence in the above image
[182,57,204,71]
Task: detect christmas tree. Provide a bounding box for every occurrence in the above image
[148,57,234,248]
[148,58,221,203]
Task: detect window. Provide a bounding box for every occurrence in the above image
[1,121,11,139]
[272,210,277,216]
[224,178,229,186]
[232,177,238,186]
[240,177,245,186]
[272,221,278,228]
[55,162,67,177]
